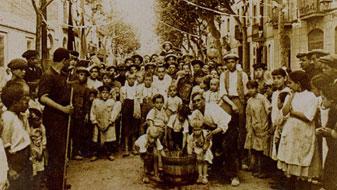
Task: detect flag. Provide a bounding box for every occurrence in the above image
[67,1,75,51]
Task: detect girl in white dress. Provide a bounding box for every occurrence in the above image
[277,71,321,188]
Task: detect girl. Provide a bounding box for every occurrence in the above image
[165,85,182,118]
[120,73,139,156]
[146,94,168,146]
[277,71,321,188]
[203,78,221,104]
[244,80,271,178]
[1,81,32,190]
[90,85,121,161]
[316,83,337,190]
[28,107,47,189]
[167,105,190,151]
[187,110,213,185]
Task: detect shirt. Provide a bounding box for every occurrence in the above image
[166,96,182,113]
[191,103,231,133]
[153,74,172,98]
[146,108,168,127]
[136,84,158,103]
[219,70,249,97]
[135,134,163,153]
[87,78,103,90]
[1,111,31,154]
[204,90,221,103]
[120,83,137,100]
[167,114,189,133]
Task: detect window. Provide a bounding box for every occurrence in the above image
[0,34,5,67]
[308,29,324,50]
[253,5,257,24]
[26,37,34,50]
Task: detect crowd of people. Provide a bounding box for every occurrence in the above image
[0,40,337,190]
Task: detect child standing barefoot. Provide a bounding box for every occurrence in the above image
[90,85,121,161]
[244,80,271,178]
[187,110,213,185]
[134,127,165,183]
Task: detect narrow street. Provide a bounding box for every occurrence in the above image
[67,154,272,190]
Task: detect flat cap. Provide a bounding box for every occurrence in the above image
[8,58,27,70]
[182,54,194,59]
[22,50,38,59]
[164,54,177,62]
[70,50,79,58]
[319,54,337,69]
[296,52,307,58]
[307,49,329,58]
[223,53,239,60]
[145,62,156,68]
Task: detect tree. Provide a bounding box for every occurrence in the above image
[156,0,249,70]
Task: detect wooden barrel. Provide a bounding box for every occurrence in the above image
[162,151,197,185]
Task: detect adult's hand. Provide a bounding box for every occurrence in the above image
[61,105,74,114]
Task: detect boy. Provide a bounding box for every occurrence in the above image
[134,127,165,183]
[1,81,32,190]
[71,67,91,160]
[120,73,139,156]
[153,64,172,100]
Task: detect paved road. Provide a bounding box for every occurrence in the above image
[67,154,272,190]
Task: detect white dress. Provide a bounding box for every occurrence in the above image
[277,90,320,177]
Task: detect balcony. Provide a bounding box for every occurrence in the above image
[271,9,293,29]
[297,0,331,20]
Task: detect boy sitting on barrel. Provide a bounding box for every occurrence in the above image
[134,127,166,183]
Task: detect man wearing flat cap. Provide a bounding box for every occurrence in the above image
[320,54,337,79]
[306,49,329,80]
[22,50,42,90]
[219,53,249,183]
[7,58,28,83]
[160,41,175,57]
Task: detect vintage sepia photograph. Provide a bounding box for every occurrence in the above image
[0,0,336,189]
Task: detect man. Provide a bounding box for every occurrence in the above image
[22,50,42,85]
[132,54,143,66]
[38,48,73,190]
[165,54,178,80]
[219,53,249,168]
[319,54,337,79]
[298,49,328,80]
[191,92,241,186]
[7,58,28,83]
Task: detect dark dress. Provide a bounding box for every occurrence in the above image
[38,67,71,190]
[323,106,337,190]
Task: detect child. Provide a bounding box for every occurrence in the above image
[71,67,91,160]
[187,110,213,185]
[28,107,47,189]
[90,85,121,161]
[165,85,182,118]
[203,78,221,104]
[1,81,32,189]
[136,73,158,135]
[277,71,320,188]
[146,94,168,146]
[167,105,190,151]
[120,73,139,156]
[134,127,165,183]
[244,80,271,178]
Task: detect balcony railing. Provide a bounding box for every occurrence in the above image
[298,0,331,20]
